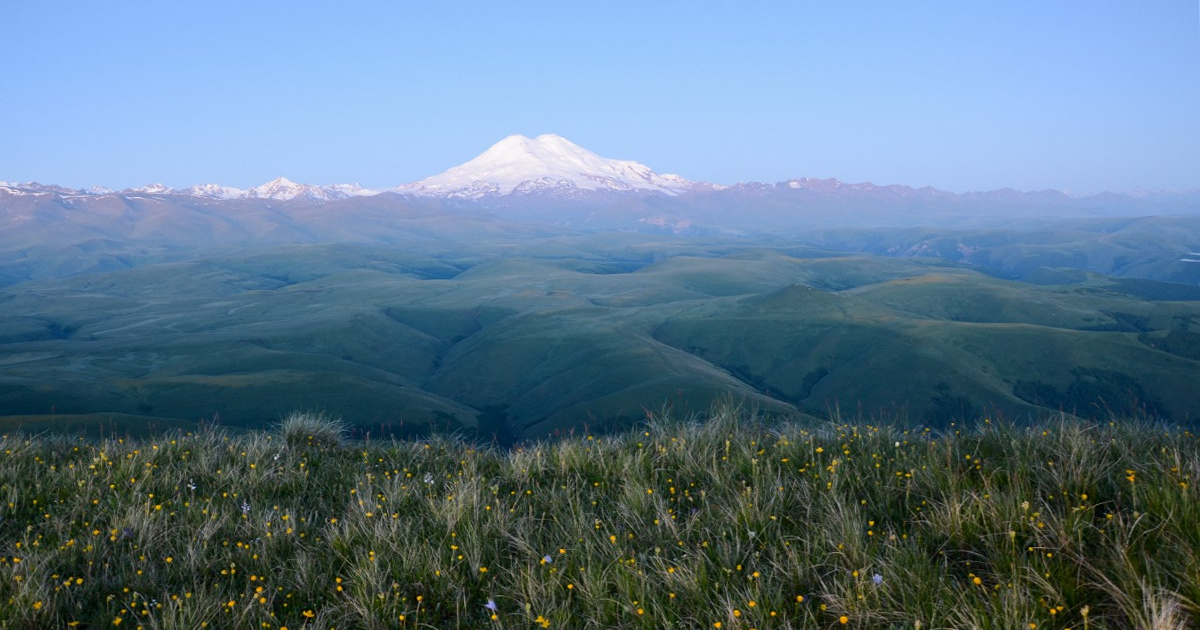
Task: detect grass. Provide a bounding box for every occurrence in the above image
[276,411,349,450]
[0,403,1196,629]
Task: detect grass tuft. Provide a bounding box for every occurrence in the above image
[276,410,349,450]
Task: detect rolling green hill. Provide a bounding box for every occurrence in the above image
[1,240,1196,438]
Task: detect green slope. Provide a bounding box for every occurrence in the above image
[1,241,1197,437]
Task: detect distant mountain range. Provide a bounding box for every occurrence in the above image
[0,177,373,202]
[3,133,1200,288]
[4,133,1198,205]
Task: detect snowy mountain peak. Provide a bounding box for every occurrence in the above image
[185,183,246,200]
[1,182,103,197]
[247,177,298,199]
[111,178,372,201]
[234,175,369,200]
[398,134,705,198]
[483,133,586,161]
[131,183,174,195]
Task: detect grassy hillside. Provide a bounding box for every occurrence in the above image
[2,242,1198,438]
[0,406,1195,628]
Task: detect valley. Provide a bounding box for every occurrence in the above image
[2,237,1197,439]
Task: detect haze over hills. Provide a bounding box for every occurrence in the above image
[2,135,1199,438]
[4,133,1199,291]
[4,131,1200,290]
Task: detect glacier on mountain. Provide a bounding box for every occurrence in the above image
[396,134,708,198]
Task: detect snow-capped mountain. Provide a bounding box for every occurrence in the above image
[12,134,1192,211]
[129,183,176,195]
[397,134,708,198]
[120,178,374,201]
[4,136,708,202]
[0,182,99,197]
[183,183,246,200]
[240,177,372,201]
[3,178,373,202]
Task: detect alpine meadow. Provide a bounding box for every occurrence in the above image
[3,3,1200,628]
[3,133,1199,630]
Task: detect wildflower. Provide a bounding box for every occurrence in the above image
[485,599,498,612]
[542,555,553,564]
[840,615,849,624]
[872,573,883,585]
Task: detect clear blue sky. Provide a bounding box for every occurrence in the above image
[2,2,1198,194]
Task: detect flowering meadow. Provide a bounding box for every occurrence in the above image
[0,406,1196,629]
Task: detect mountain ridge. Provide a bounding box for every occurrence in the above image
[10,134,1196,202]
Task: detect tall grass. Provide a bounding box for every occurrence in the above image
[0,405,1195,628]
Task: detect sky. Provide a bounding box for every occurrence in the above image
[2,2,1198,194]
